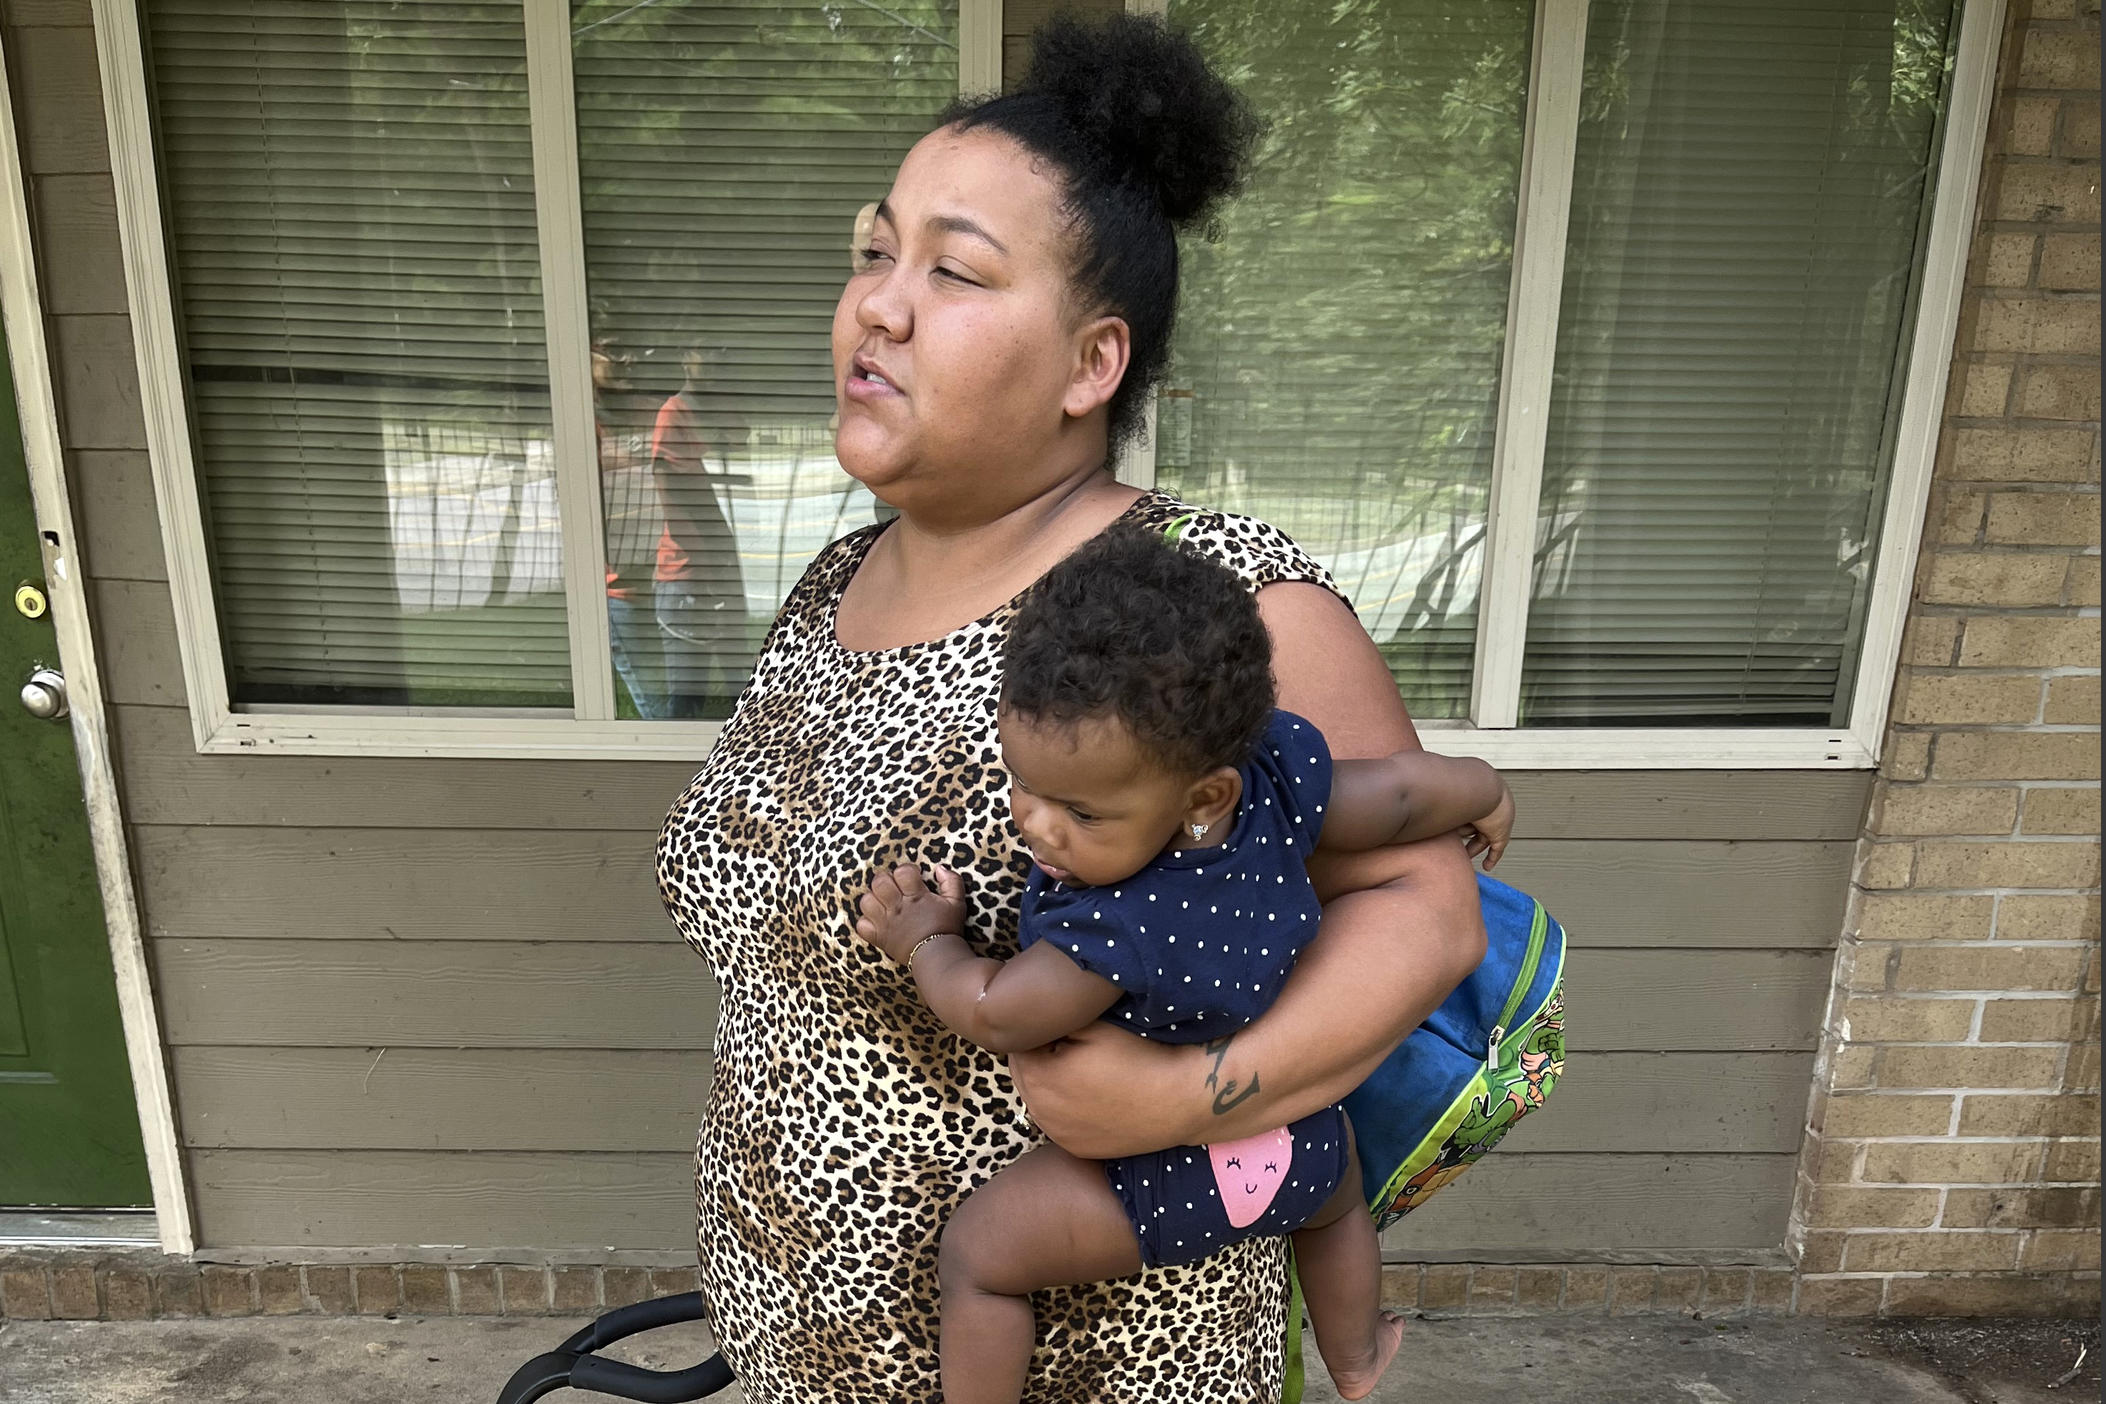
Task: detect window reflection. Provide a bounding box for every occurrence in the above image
[572,0,956,720]
[1162,0,1533,719]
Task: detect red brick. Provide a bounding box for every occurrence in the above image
[1861,1140,2045,1183]
[2062,99,2102,160]
[1378,1263,1420,1311]
[1943,1185,2100,1228]
[353,1267,399,1317]
[2023,782,2101,832]
[602,1267,653,1309]
[551,1267,600,1315]
[1656,1267,1702,1313]
[1977,994,2096,1041]
[453,1267,500,1316]
[1467,1266,1517,1313]
[1750,1268,1795,1314]
[1957,1092,2100,1136]
[1609,1266,1658,1315]
[1841,1230,2023,1272]
[1795,1275,1884,1316]
[1998,893,2102,943]
[1876,785,2022,836]
[1803,1185,1943,1229]
[258,1267,302,1316]
[1985,492,2103,548]
[1974,295,2100,355]
[500,1267,550,1315]
[1562,1267,1608,1311]
[1515,1267,1564,1310]
[1880,1044,2064,1089]
[1931,730,2099,780]
[2017,362,2104,419]
[202,1267,255,1317]
[1885,1273,2100,1316]
[1952,429,2100,486]
[646,1268,701,1299]
[2045,1138,2102,1181]
[1819,1093,1955,1137]
[2039,233,2104,291]
[49,1266,98,1320]
[1858,893,1993,941]
[1914,840,2100,890]
[1698,1267,1750,1317]
[2008,96,2061,157]
[2022,1228,2102,1270]
[1893,944,2089,993]
[400,1266,450,1316]
[154,1268,202,1318]
[1420,1264,1468,1310]
[2020,30,2103,90]
[2,1268,51,1320]
[302,1266,353,1314]
[102,1269,152,1321]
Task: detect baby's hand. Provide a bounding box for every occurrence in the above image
[1460,784,1516,870]
[856,863,968,965]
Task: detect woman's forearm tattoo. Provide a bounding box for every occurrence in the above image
[1202,1034,1261,1117]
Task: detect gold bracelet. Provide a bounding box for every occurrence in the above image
[903,931,948,970]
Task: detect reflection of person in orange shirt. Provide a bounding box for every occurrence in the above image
[649,346,745,718]
[595,334,670,717]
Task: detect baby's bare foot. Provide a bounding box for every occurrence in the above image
[1327,1310,1406,1401]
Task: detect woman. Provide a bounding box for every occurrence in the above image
[656,16,1484,1401]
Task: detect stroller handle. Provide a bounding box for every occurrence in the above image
[494,1291,735,1403]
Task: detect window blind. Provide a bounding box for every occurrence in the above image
[569,0,957,719]
[1162,0,1533,719]
[1522,0,1958,726]
[146,0,568,707]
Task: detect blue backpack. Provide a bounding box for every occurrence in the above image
[1283,872,1568,1400]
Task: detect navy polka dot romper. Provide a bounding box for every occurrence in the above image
[1019,710,1352,1269]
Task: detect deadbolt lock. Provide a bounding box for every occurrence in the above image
[13,582,47,619]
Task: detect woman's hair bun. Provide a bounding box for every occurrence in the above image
[1017,13,1260,227]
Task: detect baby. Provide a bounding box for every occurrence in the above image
[856,525,1513,1404]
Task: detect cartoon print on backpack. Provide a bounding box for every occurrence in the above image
[1375,986,1566,1229]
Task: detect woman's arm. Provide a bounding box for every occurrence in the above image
[1008,582,1486,1158]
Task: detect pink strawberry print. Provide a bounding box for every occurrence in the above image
[1207,1125,1294,1228]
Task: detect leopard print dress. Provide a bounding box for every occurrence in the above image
[656,489,1346,1403]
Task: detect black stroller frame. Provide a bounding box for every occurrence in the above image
[494,1291,734,1402]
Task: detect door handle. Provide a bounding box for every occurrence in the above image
[19,666,67,720]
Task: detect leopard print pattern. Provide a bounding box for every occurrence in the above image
[657,490,1348,1403]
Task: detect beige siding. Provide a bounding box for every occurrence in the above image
[173,1047,1809,1155]
[23,0,1872,1261]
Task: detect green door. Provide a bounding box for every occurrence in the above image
[0,332,150,1206]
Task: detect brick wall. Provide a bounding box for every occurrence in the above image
[1790,0,2102,1318]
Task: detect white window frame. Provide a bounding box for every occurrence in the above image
[95,0,2000,766]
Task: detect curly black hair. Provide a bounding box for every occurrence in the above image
[944,14,1263,456]
[1002,525,1275,776]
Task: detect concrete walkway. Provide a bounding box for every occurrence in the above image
[0,1313,2093,1403]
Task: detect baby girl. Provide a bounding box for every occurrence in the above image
[857,524,1513,1404]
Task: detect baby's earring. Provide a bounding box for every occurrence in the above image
[1189,822,1209,840]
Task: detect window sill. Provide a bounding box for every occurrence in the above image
[199,708,1878,769]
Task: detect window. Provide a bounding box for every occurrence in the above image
[1158,0,1534,721]
[106,0,1997,763]
[571,0,960,720]
[146,0,568,708]
[1521,0,1961,728]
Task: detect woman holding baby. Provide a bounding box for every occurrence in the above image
[655,15,1486,1401]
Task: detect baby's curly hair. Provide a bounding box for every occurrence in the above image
[1002,525,1274,776]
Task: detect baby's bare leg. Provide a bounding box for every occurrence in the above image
[1290,1118,1404,1401]
[938,1143,1146,1404]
